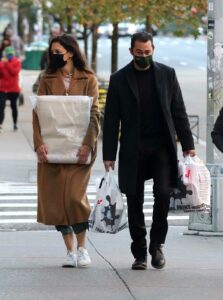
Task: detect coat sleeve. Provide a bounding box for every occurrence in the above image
[0,61,7,78]
[170,69,195,151]
[211,107,223,153]
[102,74,120,161]
[5,59,21,76]
[32,76,46,151]
[82,74,100,150]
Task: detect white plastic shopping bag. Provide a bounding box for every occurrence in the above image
[170,156,211,211]
[89,169,127,233]
[178,156,199,186]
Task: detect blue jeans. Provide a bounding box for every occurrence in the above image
[55,222,89,235]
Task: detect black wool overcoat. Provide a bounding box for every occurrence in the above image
[103,61,194,194]
[211,106,223,153]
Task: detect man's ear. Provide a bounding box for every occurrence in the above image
[129,48,133,56]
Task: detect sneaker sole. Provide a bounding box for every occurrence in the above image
[77,263,91,268]
[62,264,76,268]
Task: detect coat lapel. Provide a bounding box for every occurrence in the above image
[69,69,88,95]
[44,69,89,95]
[126,62,140,103]
[153,62,164,109]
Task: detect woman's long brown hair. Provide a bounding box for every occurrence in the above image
[47,34,93,74]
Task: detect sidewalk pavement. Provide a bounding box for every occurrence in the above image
[0,227,223,300]
[1,70,223,300]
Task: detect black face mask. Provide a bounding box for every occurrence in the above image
[134,55,153,69]
[50,53,67,68]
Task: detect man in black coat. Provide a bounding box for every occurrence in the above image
[212,107,223,152]
[103,32,195,270]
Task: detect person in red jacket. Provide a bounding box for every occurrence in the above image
[0,46,21,132]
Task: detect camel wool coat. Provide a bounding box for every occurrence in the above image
[32,68,100,225]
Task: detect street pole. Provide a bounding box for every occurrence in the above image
[189,0,223,233]
[207,0,223,232]
[207,0,223,164]
[206,0,215,164]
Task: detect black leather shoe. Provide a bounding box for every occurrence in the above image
[132,257,147,270]
[149,244,165,269]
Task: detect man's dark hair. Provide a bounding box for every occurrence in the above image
[130,31,154,49]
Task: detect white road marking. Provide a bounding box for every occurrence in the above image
[180,61,188,66]
[0,182,190,225]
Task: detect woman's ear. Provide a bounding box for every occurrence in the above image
[68,52,73,59]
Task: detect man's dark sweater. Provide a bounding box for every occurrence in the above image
[134,65,167,149]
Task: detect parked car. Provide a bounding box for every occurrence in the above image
[108,22,137,37]
[107,22,158,38]
[97,23,110,37]
[135,23,158,36]
[118,22,137,37]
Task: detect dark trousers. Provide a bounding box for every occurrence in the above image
[126,144,172,259]
[0,92,19,125]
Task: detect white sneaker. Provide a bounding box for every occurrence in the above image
[62,251,77,268]
[77,247,91,267]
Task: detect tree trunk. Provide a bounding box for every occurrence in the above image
[145,15,152,33]
[91,24,99,73]
[58,20,65,33]
[66,7,72,33]
[28,17,33,43]
[83,24,88,62]
[111,22,119,73]
[17,9,24,40]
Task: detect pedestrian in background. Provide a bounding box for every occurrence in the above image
[2,24,24,58]
[103,32,195,270]
[32,34,100,268]
[211,107,223,152]
[0,34,11,60]
[0,46,21,132]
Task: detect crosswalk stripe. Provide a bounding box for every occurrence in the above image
[0,195,37,200]
[0,209,157,216]
[145,215,189,221]
[0,184,153,193]
[0,182,189,227]
[0,192,153,201]
[0,219,37,224]
[0,204,37,207]
[0,211,36,216]
[0,215,190,224]
[0,202,154,208]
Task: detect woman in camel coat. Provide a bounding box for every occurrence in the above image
[32,34,99,268]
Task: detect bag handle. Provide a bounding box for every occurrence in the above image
[108,168,119,188]
[183,155,197,165]
[99,177,105,189]
[99,168,118,189]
